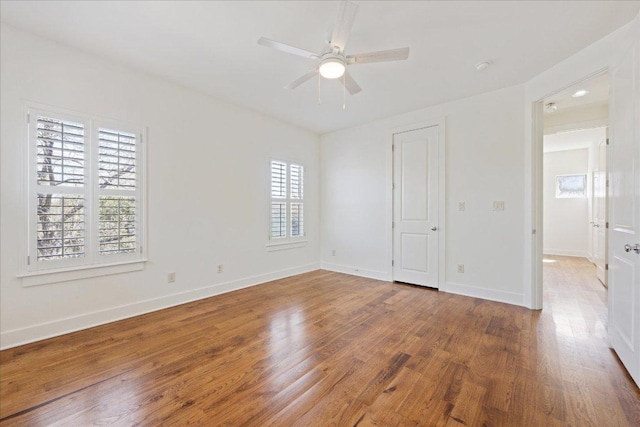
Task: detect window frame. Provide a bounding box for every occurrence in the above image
[267,158,306,251]
[20,104,147,285]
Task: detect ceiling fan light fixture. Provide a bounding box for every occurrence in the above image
[319,56,346,79]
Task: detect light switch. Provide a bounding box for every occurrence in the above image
[492,201,505,211]
[458,202,465,211]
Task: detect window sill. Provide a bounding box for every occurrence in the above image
[18,259,147,287]
[266,240,308,252]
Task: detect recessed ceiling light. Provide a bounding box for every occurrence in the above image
[572,89,589,98]
[475,61,490,71]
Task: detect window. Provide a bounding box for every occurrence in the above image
[270,160,304,243]
[25,107,145,276]
[556,174,586,198]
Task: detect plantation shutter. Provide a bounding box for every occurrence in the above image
[290,164,304,237]
[27,106,145,273]
[269,160,304,241]
[97,127,139,255]
[271,161,287,238]
[35,115,87,263]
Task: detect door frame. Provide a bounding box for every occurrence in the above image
[529,69,608,309]
[387,118,446,288]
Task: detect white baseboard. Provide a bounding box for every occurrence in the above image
[0,263,320,350]
[442,281,524,307]
[320,262,390,282]
[543,249,588,257]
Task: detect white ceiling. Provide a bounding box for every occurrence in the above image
[1,1,639,134]
[544,72,609,115]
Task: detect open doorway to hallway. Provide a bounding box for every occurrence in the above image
[542,72,609,313]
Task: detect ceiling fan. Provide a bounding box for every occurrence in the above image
[258,0,410,95]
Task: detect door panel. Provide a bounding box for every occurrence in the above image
[401,234,429,272]
[609,38,640,387]
[393,126,439,288]
[401,140,429,220]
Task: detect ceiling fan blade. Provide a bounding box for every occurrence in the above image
[330,0,359,52]
[344,71,362,95]
[347,47,410,65]
[258,37,320,60]
[285,69,319,90]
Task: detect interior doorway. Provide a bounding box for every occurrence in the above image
[392,125,440,288]
[541,72,610,303]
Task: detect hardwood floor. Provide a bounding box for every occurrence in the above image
[1,258,639,426]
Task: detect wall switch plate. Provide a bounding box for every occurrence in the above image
[457,264,465,273]
[492,201,505,211]
[217,264,223,274]
[458,202,465,211]
[332,249,336,256]
[168,272,176,283]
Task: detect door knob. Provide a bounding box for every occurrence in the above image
[625,244,640,254]
[431,226,437,231]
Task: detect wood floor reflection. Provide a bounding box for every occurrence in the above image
[1,260,639,425]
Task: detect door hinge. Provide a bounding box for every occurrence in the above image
[605,263,609,271]
[392,260,394,266]
[606,138,610,145]
[392,222,395,228]
[392,145,395,152]
[532,229,536,235]
[27,113,31,124]
[140,246,143,254]
[392,182,395,190]
[606,222,609,229]
[27,255,31,265]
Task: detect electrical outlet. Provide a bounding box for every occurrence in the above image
[168,272,176,283]
[458,201,465,211]
[332,249,336,256]
[217,264,223,274]
[492,201,505,211]
[457,264,465,273]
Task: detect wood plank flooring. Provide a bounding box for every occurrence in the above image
[1,257,639,426]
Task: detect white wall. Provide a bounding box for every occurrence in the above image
[542,148,589,256]
[321,85,526,306]
[0,25,320,349]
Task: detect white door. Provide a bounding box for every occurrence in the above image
[609,39,640,387]
[393,126,439,288]
[593,137,607,286]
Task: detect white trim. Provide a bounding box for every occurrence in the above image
[1,263,320,350]
[387,117,446,289]
[442,282,525,307]
[542,249,589,257]
[19,259,147,287]
[320,262,390,282]
[266,240,308,252]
